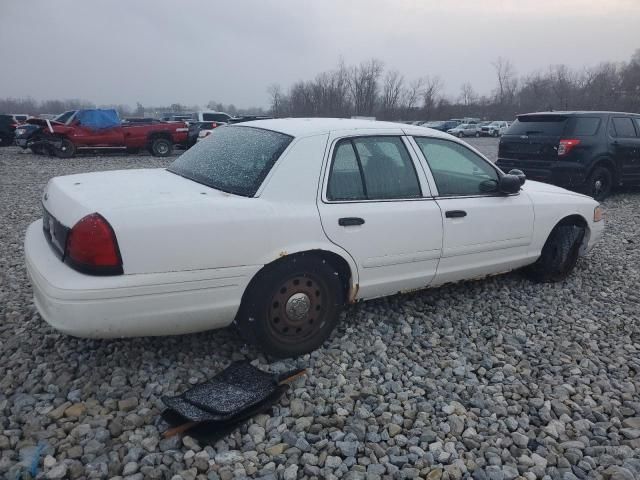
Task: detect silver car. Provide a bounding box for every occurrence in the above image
[446,123,479,137]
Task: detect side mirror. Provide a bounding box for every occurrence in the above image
[508,168,526,186]
[499,174,522,194]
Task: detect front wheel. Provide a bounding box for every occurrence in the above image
[584,166,613,201]
[54,138,76,158]
[457,132,463,138]
[150,138,173,157]
[235,256,344,358]
[475,132,480,137]
[524,224,585,283]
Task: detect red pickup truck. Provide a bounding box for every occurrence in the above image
[15,109,191,157]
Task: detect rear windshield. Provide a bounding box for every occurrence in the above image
[566,117,601,136]
[507,115,568,136]
[168,125,292,197]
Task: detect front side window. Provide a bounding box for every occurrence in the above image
[327,136,421,201]
[413,137,499,196]
[611,117,638,138]
[168,126,292,197]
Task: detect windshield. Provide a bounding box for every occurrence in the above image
[168,125,293,197]
[507,115,568,136]
[54,111,76,124]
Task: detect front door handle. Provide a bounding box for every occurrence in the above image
[445,210,467,218]
[339,217,365,226]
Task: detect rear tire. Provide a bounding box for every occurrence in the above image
[584,166,613,201]
[150,137,173,157]
[235,256,344,358]
[54,138,75,158]
[475,132,480,137]
[525,224,585,283]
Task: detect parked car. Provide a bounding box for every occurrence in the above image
[497,111,640,200]
[229,115,273,124]
[481,121,511,137]
[193,111,233,123]
[192,121,223,141]
[14,109,190,157]
[0,114,17,146]
[422,120,460,132]
[446,123,479,137]
[25,118,604,357]
[9,114,30,123]
[160,113,194,122]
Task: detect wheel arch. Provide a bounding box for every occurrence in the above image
[242,248,358,309]
[147,131,173,143]
[552,213,591,255]
[588,156,618,184]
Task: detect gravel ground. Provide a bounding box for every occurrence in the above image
[1,141,639,480]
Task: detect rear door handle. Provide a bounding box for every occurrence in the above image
[445,210,467,218]
[339,217,365,226]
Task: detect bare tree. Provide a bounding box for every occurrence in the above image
[459,82,477,106]
[402,78,425,119]
[267,84,283,117]
[492,57,517,104]
[379,70,404,119]
[421,76,442,119]
[349,59,384,116]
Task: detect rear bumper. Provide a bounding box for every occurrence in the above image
[496,158,587,188]
[25,220,257,338]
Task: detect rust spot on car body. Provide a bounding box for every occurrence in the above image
[348,283,359,303]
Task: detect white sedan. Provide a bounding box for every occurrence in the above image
[25,118,604,357]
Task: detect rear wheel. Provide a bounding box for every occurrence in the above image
[150,137,173,157]
[525,224,585,283]
[54,138,75,158]
[235,256,344,358]
[584,166,613,201]
[475,131,480,137]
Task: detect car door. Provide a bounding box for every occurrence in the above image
[610,116,640,184]
[409,136,534,286]
[317,132,443,300]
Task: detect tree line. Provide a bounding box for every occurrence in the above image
[2,49,638,121]
[269,50,640,121]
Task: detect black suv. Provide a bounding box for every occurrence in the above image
[496,111,640,200]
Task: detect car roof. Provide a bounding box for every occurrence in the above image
[518,111,640,117]
[236,117,452,138]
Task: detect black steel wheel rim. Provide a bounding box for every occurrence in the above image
[591,173,609,198]
[266,274,327,345]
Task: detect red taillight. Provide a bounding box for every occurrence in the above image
[65,213,123,275]
[558,139,581,157]
[211,122,219,128]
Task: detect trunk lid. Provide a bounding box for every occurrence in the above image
[42,168,233,228]
[498,114,569,162]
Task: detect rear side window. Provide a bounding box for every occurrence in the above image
[611,117,638,138]
[566,117,601,136]
[327,136,421,201]
[168,126,292,197]
[507,115,568,136]
[202,113,229,122]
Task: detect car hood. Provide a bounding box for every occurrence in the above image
[43,168,244,227]
[521,179,591,199]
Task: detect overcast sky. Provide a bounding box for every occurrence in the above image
[1,0,639,109]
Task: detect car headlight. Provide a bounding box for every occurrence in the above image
[15,128,26,135]
[594,206,604,222]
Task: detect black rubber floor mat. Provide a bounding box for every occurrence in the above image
[161,385,289,443]
[161,361,303,422]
